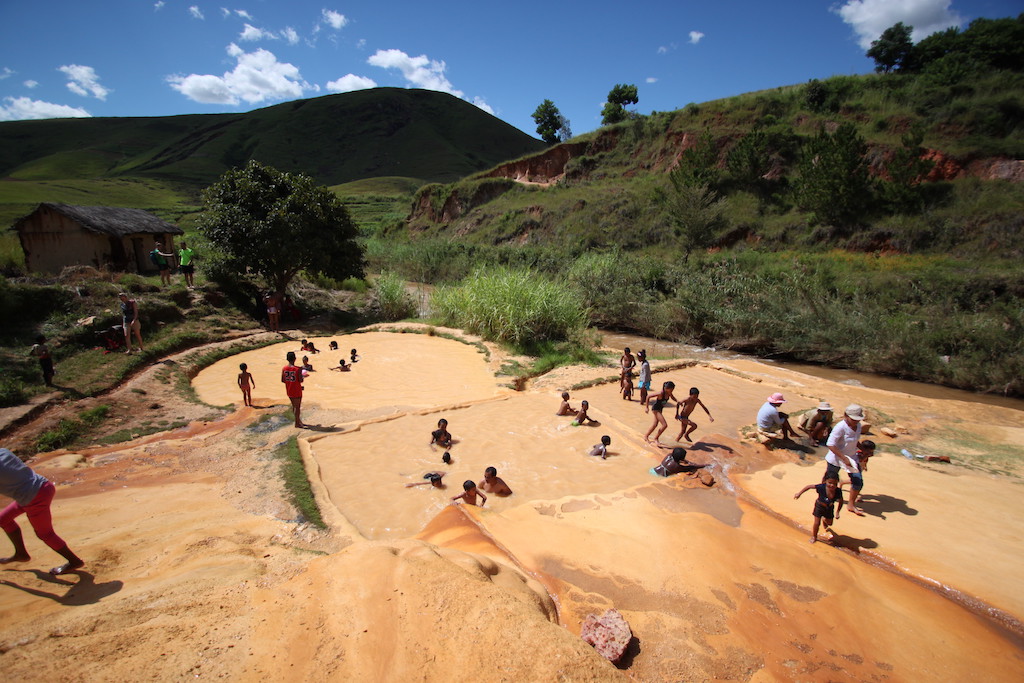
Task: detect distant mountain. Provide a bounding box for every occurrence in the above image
[0,88,546,189]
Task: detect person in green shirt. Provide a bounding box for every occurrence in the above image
[178,240,196,288]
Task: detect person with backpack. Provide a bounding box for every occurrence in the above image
[150,241,174,286]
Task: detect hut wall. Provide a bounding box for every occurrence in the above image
[18,210,111,273]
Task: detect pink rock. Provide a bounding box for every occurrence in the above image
[581,608,632,663]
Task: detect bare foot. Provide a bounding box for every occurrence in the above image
[684,434,693,442]
[850,508,865,517]
[50,559,84,575]
[0,553,31,564]
[809,537,817,544]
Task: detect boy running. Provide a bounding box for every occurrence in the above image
[675,387,714,442]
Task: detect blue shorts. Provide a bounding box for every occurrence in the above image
[849,473,864,491]
[639,380,651,390]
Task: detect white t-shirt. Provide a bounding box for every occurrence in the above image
[826,420,861,472]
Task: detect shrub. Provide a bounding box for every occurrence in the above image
[373,271,417,321]
[431,268,588,350]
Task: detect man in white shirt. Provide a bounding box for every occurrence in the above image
[825,405,866,514]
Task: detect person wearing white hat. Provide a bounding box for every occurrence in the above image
[825,404,868,515]
[798,401,834,445]
[756,392,798,448]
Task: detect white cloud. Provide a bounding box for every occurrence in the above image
[689,31,704,44]
[356,38,366,49]
[240,23,276,41]
[235,9,253,20]
[24,80,38,89]
[281,27,299,45]
[325,74,377,92]
[472,96,494,115]
[0,67,14,80]
[221,7,231,18]
[834,0,963,49]
[0,96,90,121]
[367,49,463,97]
[646,77,658,84]
[189,5,204,20]
[154,1,165,10]
[59,64,110,100]
[167,44,311,105]
[657,46,669,55]
[322,9,347,30]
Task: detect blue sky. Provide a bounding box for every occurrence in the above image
[0,0,1018,137]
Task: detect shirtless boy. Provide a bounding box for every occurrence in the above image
[556,392,576,416]
[589,435,612,459]
[237,362,255,407]
[573,400,598,426]
[479,467,512,496]
[452,480,487,506]
[619,347,636,392]
[430,418,453,449]
[675,387,714,442]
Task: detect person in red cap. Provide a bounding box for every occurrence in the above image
[756,392,797,447]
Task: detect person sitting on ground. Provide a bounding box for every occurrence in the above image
[451,480,487,506]
[675,387,714,443]
[572,400,598,426]
[588,435,612,459]
[556,391,576,416]
[651,446,705,477]
[798,401,834,445]
[329,358,351,372]
[350,349,360,363]
[479,467,512,495]
[430,418,453,449]
[756,392,798,447]
[328,341,339,351]
[301,355,314,373]
[794,475,844,544]
[0,447,85,576]
[406,472,447,489]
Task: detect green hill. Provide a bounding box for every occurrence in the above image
[0,87,545,202]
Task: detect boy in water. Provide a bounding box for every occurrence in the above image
[328,341,339,351]
[300,339,320,354]
[329,358,351,372]
[556,392,576,416]
[619,347,636,392]
[281,351,304,428]
[589,435,612,459]
[621,371,634,401]
[479,467,512,495]
[794,476,844,543]
[237,362,255,407]
[30,335,55,387]
[572,400,598,426]
[452,480,487,506]
[406,472,447,489]
[301,355,314,374]
[675,387,714,442]
[350,349,360,363]
[430,418,453,449]
[652,446,704,477]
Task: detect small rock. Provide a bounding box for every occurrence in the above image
[698,470,715,487]
[926,455,951,463]
[581,608,632,663]
[880,427,898,438]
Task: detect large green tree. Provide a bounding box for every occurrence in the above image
[601,83,639,124]
[867,22,914,73]
[531,99,571,144]
[196,160,363,294]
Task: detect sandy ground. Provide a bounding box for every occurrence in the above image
[2,326,1023,681]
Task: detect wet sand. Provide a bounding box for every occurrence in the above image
[2,327,1023,680]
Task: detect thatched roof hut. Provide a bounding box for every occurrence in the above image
[14,202,184,274]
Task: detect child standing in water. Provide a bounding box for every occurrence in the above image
[675,387,714,442]
[644,381,677,445]
[451,480,487,506]
[237,363,255,407]
[430,418,453,449]
[794,476,844,543]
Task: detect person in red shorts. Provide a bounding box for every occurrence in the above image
[0,447,84,575]
[281,351,305,428]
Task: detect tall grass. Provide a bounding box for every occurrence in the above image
[431,268,589,351]
[373,271,417,321]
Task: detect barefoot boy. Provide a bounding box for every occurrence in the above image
[556,392,575,416]
[794,476,844,543]
[281,351,304,428]
[572,400,597,426]
[588,435,612,459]
[452,480,487,506]
[237,362,255,407]
[675,387,714,442]
[430,418,453,449]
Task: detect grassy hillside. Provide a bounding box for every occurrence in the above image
[0,88,543,203]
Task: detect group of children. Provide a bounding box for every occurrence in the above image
[414,418,512,507]
[234,339,362,413]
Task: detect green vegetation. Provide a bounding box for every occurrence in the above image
[196,160,364,294]
[373,271,417,321]
[35,404,110,452]
[531,99,572,144]
[431,268,588,351]
[276,436,325,528]
[601,83,639,125]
